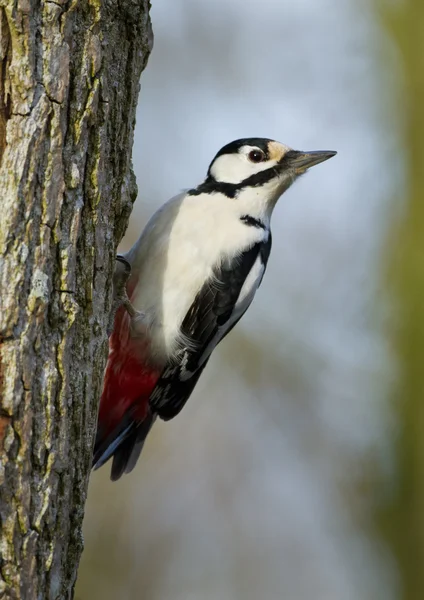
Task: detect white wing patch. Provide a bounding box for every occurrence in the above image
[179,254,265,380]
[233,254,265,316]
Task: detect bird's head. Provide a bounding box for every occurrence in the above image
[192,138,336,216]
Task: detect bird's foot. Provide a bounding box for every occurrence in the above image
[108,255,143,336]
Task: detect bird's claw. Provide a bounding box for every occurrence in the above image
[108,255,142,336]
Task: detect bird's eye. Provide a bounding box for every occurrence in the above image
[248,149,265,163]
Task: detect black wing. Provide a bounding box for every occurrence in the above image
[150,234,272,421]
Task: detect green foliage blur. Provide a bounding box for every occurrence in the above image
[382,1,424,598]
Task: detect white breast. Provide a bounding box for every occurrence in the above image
[127,192,265,364]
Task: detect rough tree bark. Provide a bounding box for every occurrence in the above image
[0,0,152,597]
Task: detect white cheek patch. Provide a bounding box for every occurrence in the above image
[210,147,278,185]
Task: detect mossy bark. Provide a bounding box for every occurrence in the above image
[0,0,152,597]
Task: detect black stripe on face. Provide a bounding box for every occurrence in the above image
[188,150,299,199]
[189,165,279,198]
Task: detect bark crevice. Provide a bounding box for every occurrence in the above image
[0,5,11,165]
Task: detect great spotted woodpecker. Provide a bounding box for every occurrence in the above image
[93,138,336,480]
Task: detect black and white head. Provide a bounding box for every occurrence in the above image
[191,138,336,218]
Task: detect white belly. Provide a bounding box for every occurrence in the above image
[127,192,265,363]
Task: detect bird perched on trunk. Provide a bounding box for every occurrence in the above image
[93,138,336,480]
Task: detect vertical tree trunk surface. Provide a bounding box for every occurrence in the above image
[0,0,152,597]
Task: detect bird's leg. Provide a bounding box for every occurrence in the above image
[114,256,137,316]
[108,255,142,336]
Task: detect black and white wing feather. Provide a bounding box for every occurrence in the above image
[150,233,272,421]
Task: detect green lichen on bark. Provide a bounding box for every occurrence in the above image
[0,0,152,597]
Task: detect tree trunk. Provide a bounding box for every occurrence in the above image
[0,0,152,597]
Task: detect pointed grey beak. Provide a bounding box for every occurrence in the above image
[287,150,337,174]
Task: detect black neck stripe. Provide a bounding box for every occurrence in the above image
[188,178,238,198]
[240,215,266,229]
[188,166,278,199]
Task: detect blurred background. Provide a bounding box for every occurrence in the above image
[76,0,423,598]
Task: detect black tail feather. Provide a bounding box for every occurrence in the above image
[110,427,139,481]
[93,410,156,481]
